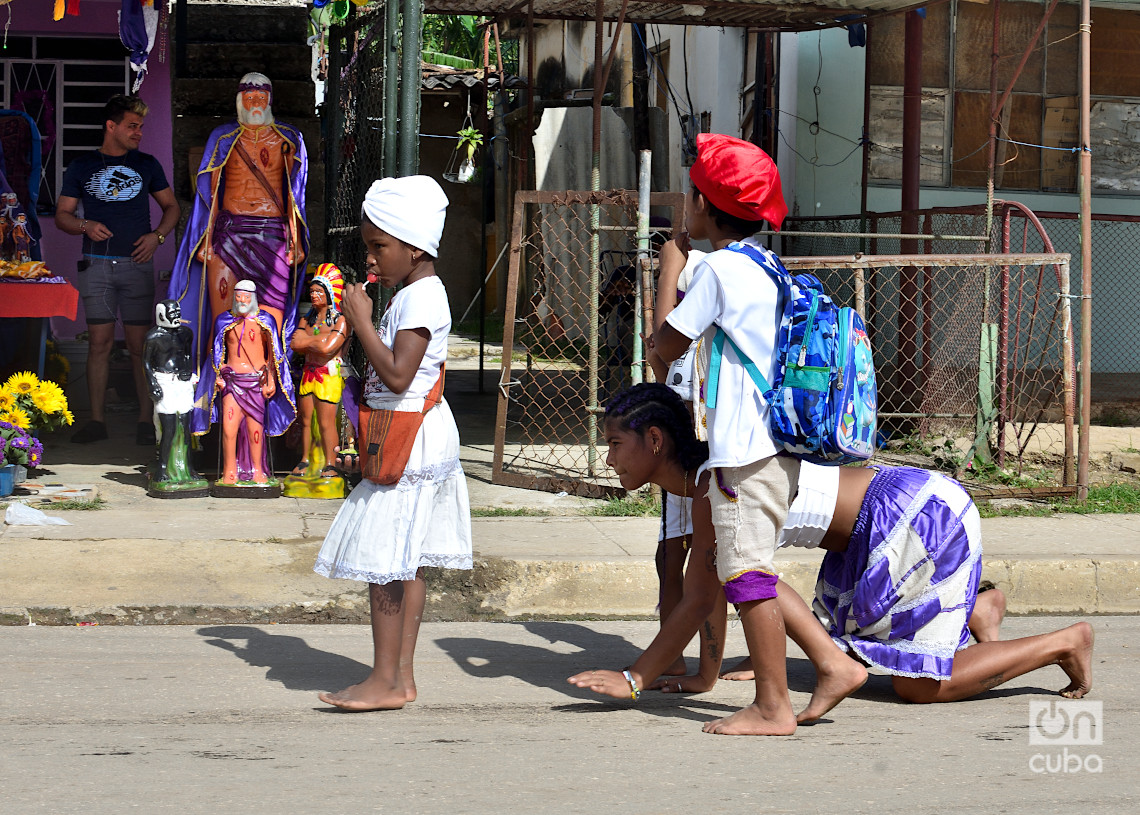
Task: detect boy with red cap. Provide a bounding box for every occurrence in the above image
[652,133,800,736]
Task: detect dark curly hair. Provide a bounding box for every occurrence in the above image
[604,383,708,473]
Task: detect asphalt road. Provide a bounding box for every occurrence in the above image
[2,617,1135,814]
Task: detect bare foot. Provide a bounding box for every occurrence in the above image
[719,656,754,681]
[401,665,417,703]
[663,656,687,677]
[1058,622,1094,699]
[797,656,868,724]
[253,470,269,484]
[220,469,237,484]
[969,589,1006,643]
[702,703,797,736]
[318,677,407,711]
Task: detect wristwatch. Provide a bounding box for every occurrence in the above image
[154,230,165,245]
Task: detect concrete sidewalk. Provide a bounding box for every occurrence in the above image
[2,450,1139,624]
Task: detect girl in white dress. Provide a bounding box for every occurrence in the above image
[314,176,472,711]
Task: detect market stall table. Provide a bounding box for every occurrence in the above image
[0,276,79,376]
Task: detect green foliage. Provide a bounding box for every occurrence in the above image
[422,15,481,63]
[589,490,661,517]
[471,506,551,517]
[456,126,483,161]
[977,482,1140,517]
[44,497,105,511]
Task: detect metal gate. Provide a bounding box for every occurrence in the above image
[492,190,685,497]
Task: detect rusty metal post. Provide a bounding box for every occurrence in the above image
[1077,0,1093,499]
[898,10,923,419]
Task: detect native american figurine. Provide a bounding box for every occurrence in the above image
[168,72,308,376]
[284,264,350,498]
[11,213,33,263]
[192,280,295,493]
[143,300,209,497]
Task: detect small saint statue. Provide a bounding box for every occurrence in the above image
[143,300,209,497]
[192,279,294,495]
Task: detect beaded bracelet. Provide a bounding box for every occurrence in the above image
[622,669,641,701]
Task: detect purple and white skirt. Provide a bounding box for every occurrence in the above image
[813,466,983,680]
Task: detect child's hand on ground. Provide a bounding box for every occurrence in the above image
[648,673,715,694]
[567,669,640,700]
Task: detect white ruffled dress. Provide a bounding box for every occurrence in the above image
[314,277,473,584]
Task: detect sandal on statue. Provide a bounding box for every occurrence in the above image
[290,460,309,476]
[320,465,339,478]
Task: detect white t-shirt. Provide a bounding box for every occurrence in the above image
[666,238,782,470]
[663,248,706,402]
[363,276,451,402]
[778,461,840,549]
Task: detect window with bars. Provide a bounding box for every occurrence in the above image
[866,1,1140,193]
[1,36,130,214]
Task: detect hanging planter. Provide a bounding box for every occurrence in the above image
[456,127,482,182]
[444,91,483,185]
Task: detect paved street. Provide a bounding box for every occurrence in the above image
[2,616,1134,814]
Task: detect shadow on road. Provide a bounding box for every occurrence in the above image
[197,625,368,692]
[435,621,753,723]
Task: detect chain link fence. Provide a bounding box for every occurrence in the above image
[492,190,685,497]
[492,193,1075,495]
[324,5,395,385]
[783,253,1076,495]
[782,202,1138,425]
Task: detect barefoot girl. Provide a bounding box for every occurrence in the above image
[314,176,472,711]
[569,384,1094,722]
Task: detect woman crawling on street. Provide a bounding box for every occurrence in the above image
[568,384,1093,725]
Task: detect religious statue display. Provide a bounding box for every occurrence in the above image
[168,71,309,377]
[284,263,350,499]
[143,300,209,498]
[192,280,295,497]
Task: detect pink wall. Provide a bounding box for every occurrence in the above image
[9,0,177,339]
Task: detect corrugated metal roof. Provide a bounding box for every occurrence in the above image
[422,0,927,31]
[421,64,529,90]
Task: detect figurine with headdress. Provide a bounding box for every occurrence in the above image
[285,262,351,497]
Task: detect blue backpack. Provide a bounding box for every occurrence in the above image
[703,242,877,465]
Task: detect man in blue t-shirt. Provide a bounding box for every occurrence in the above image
[56,94,180,445]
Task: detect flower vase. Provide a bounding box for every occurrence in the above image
[13,464,27,484]
[0,464,14,497]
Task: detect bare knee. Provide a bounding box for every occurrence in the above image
[892,676,941,704]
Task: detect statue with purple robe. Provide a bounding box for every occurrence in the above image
[193,280,295,489]
[168,72,308,375]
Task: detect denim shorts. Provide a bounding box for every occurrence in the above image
[77,255,155,325]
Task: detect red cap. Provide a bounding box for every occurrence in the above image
[689,133,788,231]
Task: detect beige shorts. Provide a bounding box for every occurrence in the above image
[708,455,800,604]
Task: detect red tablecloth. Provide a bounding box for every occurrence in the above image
[0,280,79,320]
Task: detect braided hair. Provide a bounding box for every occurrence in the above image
[604,383,708,472]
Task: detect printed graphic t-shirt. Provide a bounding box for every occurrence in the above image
[61,149,170,257]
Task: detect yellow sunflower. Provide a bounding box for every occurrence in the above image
[4,371,39,395]
[1,406,31,429]
[30,385,66,417]
[62,408,75,426]
[0,390,13,411]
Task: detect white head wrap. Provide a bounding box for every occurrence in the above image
[361,175,449,257]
